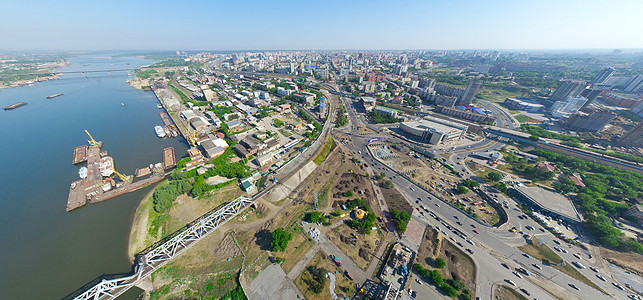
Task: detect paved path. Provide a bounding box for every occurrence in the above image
[249,264,304,300]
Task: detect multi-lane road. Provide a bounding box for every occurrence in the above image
[331,94,636,300]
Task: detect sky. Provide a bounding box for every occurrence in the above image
[1,0,642,51]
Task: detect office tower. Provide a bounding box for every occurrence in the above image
[590,67,615,84]
[551,80,588,102]
[457,80,481,106]
[619,122,643,148]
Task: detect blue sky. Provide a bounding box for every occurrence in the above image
[1,0,642,50]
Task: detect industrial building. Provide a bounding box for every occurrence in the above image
[399,115,467,145]
[509,186,582,223]
[504,97,544,112]
[374,106,399,117]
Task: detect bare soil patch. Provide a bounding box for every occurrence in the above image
[327,223,384,270]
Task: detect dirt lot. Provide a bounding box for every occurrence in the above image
[600,247,643,276]
[416,228,476,296]
[331,172,376,209]
[379,183,413,216]
[296,251,355,300]
[495,285,528,300]
[327,223,384,270]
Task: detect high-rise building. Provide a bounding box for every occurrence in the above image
[457,80,481,106]
[551,96,588,117]
[590,67,615,84]
[419,78,436,89]
[564,110,617,132]
[580,88,603,109]
[619,122,643,148]
[624,75,643,93]
[551,80,588,102]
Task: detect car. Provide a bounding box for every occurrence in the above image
[505,279,516,286]
[522,253,531,259]
[410,187,414,191]
[501,263,510,269]
[553,240,561,245]
[554,246,561,252]
[435,203,440,207]
[613,283,625,290]
[415,200,420,204]
[568,283,579,290]
[520,288,531,296]
[517,267,531,276]
[473,230,479,234]
[466,248,474,254]
[441,230,448,236]
[450,237,456,242]
[415,278,422,285]
[456,242,463,247]
[573,253,582,259]
[596,274,606,281]
[539,228,546,232]
[435,226,441,231]
[454,215,459,220]
[470,224,476,228]
[561,248,568,254]
[628,295,639,300]
[456,221,462,226]
[526,225,534,230]
[590,266,599,273]
[532,264,542,270]
[512,271,523,279]
[467,240,475,246]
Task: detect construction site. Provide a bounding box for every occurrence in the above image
[66,130,176,212]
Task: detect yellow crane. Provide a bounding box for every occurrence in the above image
[112,168,131,183]
[85,130,99,147]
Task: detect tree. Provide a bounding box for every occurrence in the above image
[457,185,469,194]
[487,171,503,182]
[428,270,443,286]
[434,257,446,269]
[440,284,458,298]
[383,180,394,189]
[271,228,293,252]
[344,190,354,197]
[308,211,322,223]
[377,172,386,180]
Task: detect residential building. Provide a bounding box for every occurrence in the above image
[619,122,643,148]
[434,105,496,123]
[361,97,377,112]
[551,96,588,117]
[504,97,544,112]
[564,110,617,132]
[590,67,615,84]
[419,77,436,89]
[551,80,588,102]
[374,106,398,117]
[457,80,481,106]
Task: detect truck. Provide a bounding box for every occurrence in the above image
[329,255,342,267]
[572,261,586,269]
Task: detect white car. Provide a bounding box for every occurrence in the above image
[466,240,475,246]
[512,271,523,279]
[505,279,516,286]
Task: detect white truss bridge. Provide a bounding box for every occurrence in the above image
[70,196,254,300]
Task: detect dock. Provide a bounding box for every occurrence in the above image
[72,145,88,164]
[163,147,176,169]
[152,88,193,145]
[66,137,177,212]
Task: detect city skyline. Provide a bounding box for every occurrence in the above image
[1,0,643,51]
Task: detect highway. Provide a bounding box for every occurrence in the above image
[332,95,635,300]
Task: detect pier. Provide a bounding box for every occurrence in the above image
[151,86,194,145]
[66,135,175,211]
[72,145,88,164]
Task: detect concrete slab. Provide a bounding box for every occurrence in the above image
[249,264,304,300]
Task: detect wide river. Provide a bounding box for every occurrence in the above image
[0,54,188,299]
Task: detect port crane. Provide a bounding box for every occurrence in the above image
[112,168,132,183]
[85,130,100,147]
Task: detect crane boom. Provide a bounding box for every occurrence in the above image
[112,168,131,183]
[85,130,98,146]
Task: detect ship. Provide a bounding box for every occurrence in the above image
[46,93,64,99]
[157,104,163,109]
[3,102,27,111]
[99,156,115,177]
[78,167,88,179]
[155,125,166,138]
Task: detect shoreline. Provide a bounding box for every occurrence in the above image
[127,180,164,263]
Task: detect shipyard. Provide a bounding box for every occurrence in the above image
[66,130,176,211]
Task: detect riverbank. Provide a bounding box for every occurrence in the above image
[127,180,162,262]
[127,78,151,91]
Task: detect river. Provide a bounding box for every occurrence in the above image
[0,53,188,299]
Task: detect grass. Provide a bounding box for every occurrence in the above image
[519,239,606,293]
[514,114,542,124]
[279,128,293,137]
[313,136,334,165]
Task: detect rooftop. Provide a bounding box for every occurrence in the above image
[513,186,581,223]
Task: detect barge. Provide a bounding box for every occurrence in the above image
[47,93,64,99]
[3,102,27,111]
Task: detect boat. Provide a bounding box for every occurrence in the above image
[155,126,166,138]
[78,167,88,179]
[99,156,115,177]
[46,93,64,99]
[3,102,27,111]
[121,103,126,107]
[157,104,163,109]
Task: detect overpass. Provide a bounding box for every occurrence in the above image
[483,126,643,173]
[0,68,137,78]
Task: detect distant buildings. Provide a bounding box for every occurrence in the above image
[399,115,468,145]
[434,105,496,123]
[550,80,588,102]
[590,67,615,84]
[619,122,643,148]
[563,110,617,132]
